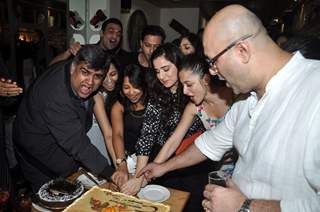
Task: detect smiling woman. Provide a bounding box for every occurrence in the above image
[111,64,148,187]
[87,58,121,167]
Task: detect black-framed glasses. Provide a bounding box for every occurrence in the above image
[205,34,255,68]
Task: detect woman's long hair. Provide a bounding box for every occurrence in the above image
[179,54,226,92]
[118,64,148,112]
[179,32,204,57]
[104,58,121,116]
[149,43,188,120]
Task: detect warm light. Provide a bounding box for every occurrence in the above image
[19,34,25,41]
[273,18,279,23]
[18,30,33,42]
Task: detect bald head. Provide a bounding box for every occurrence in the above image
[203,4,267,52]
[203,4,292,98]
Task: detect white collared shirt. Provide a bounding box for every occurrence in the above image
[195,52,320,211]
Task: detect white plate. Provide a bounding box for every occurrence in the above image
[137,184,170,202]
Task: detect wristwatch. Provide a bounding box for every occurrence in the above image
[116,158,126,165]
[238,199,252,212]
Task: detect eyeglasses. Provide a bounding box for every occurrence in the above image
[205,33,257,68]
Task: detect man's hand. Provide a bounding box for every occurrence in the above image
[68,42,81,56]
[111,163,129,187]
[0,78,23,97]
[120,176,144,195]
[136,162,167,181]
[202,179,246,212]
[49,42,81,66]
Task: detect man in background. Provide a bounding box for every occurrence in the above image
[132,25,166,71]
[50,18,133,72]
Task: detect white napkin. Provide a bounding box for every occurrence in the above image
[127,154,137,174]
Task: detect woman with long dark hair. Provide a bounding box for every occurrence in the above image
[154,54,233,162]
[88,58,121,166]
[178,32,203,56]
[111,64,148,187]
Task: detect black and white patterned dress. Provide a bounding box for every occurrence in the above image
[135,93,204,156]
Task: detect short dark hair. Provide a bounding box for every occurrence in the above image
[101,18,123,32]
[73,44,111,73]
[141,25,166,42]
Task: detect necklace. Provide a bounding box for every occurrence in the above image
[129,109,145,118]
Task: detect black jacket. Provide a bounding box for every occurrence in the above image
[13,60,114,188]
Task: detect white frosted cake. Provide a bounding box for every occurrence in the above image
[63,186,170,212]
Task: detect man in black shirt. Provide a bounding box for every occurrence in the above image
[13,45,114,192]
[99,18,133,71]
[132,25,166,71]
[50,18,133,72]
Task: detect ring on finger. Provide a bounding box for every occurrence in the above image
[202,200,210,211]
[202,200,207,208]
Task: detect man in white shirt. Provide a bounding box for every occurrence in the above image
[138,4,320,212]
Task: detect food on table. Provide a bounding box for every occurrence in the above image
[64,186,170,212]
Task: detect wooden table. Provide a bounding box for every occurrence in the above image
[163,187,190,212]
[32,172,190,212]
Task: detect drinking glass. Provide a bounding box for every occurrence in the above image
[208,170,228,187]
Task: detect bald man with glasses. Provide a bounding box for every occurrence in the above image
[138,4,320,212]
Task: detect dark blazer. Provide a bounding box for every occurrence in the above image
[13,60,113,190]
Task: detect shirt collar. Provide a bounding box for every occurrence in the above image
[265,51,304,94]
[249,51,304,100]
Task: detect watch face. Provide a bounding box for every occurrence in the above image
[116,158,125,165]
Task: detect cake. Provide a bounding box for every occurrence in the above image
[38,178,84,209]
[63,186,170,212]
